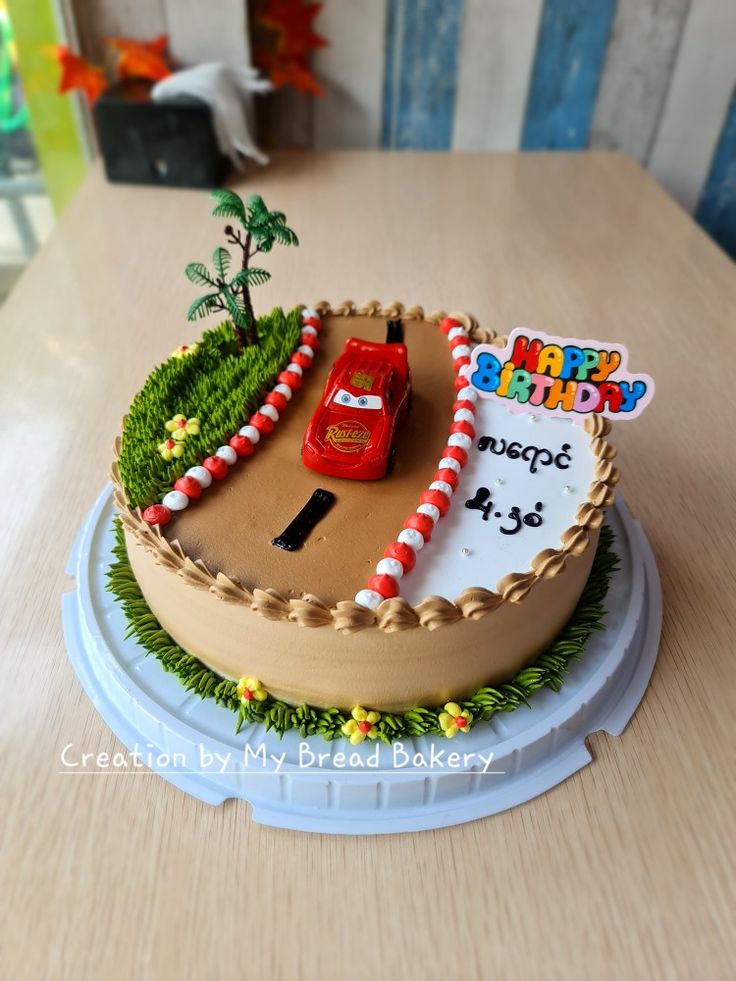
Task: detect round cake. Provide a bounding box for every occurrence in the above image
[114,300,618,714]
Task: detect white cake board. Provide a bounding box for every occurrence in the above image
[62,486,661,835]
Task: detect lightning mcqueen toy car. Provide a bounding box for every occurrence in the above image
[302,337,411,480]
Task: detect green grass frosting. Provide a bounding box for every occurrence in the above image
[118,307,302,508]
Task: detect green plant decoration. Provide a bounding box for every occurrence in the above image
[185,190,299,351]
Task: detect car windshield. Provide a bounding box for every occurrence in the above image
[332,388,383,410]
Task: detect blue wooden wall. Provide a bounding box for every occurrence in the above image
[696,90,736,259]
[520,0,617,151]
[381,0,464,150]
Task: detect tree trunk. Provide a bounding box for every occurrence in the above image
[242,232,258,347]
[232,324,245,355]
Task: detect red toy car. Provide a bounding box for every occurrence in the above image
[302,337,411,480]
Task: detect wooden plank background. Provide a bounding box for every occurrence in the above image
[520,0,618,150]
[695,92,736,259]
[452,0,542,151]
[381,0,465,149]
[647,0,736,212]
[313,0,386,150]
[589,0,690,162]
[58,0,736,251]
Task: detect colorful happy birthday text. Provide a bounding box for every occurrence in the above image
[469,329,654,421]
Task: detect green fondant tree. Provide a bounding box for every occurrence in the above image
[185,189,299,351]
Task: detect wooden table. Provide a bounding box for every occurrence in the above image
[2,153,734,980]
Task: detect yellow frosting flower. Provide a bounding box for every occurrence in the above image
[165,414,200,441]
[157,438,185,461]
[341,706,381,745]
[438,702,473,738]
[171,342,199,359]
[237,677,268,703]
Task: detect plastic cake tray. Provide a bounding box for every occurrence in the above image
[62,487,662,835]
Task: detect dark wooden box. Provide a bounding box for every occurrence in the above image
[93,78,229,188]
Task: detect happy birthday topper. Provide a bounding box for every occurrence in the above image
[469,329,654,421]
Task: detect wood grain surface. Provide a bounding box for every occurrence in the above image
[1,153,734,981]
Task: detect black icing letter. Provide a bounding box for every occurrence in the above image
[521,445,553,474]
[554,443,572,470]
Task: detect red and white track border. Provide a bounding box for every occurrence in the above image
[355,317,477,609]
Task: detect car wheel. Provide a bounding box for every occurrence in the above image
[386,444,397,476]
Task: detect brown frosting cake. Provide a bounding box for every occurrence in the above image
[113,301,618,712]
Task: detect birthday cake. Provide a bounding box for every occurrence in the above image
[110,189,647,744]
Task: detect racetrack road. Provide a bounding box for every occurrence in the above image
[164,313,457,605]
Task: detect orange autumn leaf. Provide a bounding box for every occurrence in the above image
[105,34,172,83]
[257,0,327,57]
[56,45,106,104]
[254,0,327,95]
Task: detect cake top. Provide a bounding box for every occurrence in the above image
[113,301,619,632]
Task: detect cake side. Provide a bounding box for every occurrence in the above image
[108,519,617,738]
[107,186,627,742]
[124,523,600,711]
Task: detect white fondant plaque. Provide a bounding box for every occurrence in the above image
[402,400,597,604]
